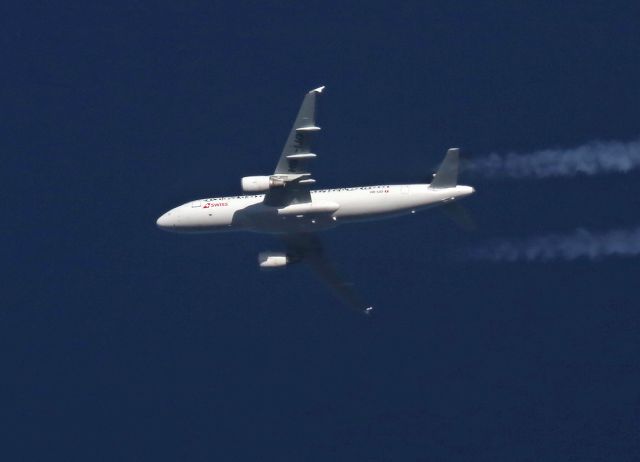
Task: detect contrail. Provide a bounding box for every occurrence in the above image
[468,226,640,262]
[464,138,640,179]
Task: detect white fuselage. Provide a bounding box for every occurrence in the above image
[156,183,475,234]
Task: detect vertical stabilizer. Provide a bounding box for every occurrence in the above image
[430,148,459,189]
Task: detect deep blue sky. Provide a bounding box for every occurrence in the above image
[4,2,640,460]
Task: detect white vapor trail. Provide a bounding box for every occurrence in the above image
[464,139,640,179]
[468,227,640,262]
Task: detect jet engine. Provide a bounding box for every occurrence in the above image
[241,176,286,192]
[258,251,289,268]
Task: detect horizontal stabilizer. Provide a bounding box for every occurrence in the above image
[430,148,459,189]
[440,202,476,231]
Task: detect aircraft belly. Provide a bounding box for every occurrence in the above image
[233,202,337,234]
[333,189,435,219]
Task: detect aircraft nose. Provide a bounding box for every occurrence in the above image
[156,212,173,229]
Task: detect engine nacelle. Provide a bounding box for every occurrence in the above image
[241,176,286,193]
[258,252,289,268]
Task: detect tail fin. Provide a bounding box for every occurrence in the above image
[430,148,459,189]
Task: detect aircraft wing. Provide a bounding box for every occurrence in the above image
[265,86,325,207]
[283,233,374,316]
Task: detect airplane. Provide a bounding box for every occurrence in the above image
[156,86,475,315]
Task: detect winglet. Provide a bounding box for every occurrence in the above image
[310,85,325,94]
[430,148,460,189]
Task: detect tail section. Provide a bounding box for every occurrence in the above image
[430,148,459,189]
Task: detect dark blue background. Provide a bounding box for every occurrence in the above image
[4,2,640,460]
